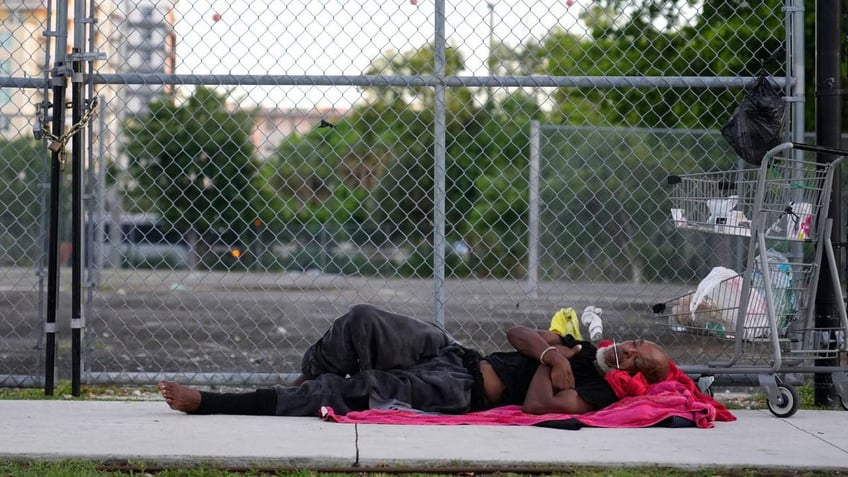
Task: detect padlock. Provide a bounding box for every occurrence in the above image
[48,141,64,153]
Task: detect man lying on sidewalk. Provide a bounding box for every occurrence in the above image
[159,303,671,417]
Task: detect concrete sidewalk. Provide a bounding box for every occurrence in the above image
[1,400,847,472]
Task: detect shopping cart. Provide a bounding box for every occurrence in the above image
[655,142,848,417]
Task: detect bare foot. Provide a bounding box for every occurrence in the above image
[158,381,202,413]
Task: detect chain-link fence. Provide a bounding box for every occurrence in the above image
[2,0,843,389]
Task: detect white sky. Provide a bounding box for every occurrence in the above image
[173,0,583,109]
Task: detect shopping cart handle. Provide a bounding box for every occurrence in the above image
[790,142,848,159]
[667,175,681,185]
[652,303,667,314]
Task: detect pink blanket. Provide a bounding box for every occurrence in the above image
[321,380,735,429]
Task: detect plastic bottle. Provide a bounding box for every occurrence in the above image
[581,306,604,342]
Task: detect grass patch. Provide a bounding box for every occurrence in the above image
[0,382,76,399]
[0,383,160,400]
[797,381,815,407]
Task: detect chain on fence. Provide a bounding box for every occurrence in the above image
[1,0,842,389]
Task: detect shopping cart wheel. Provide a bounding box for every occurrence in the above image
[767,384,799,418]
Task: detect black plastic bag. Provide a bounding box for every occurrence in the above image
[720,76,785,165]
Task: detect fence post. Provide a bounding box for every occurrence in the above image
[44,0,71,396]
[814,0,843,407]
[527,120,539,298]
[432,0,447,328]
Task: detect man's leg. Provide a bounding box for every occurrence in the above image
[300,304,453,379]
[281,345,475,416]
[158,378,361,417]
[159,381,277,415]
[160,346,475,417]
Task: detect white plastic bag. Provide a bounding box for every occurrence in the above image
[690,266,768,340]
[706,196,739,225]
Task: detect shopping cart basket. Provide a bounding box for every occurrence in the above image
[656,142,848,417]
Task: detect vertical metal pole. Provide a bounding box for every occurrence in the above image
[45,0,70,396]
[432,0,446,328]
[527,121,539,298]
[70,0,88,397]
[44,101,60,395]
[35,0,57,385]
[814,0,841,407]
[486,2,494,111]
[789,0,805,145]
[88,96,105,375]
[85,0,102,379]
[70,46,83,396]
[787,0,807,359]
[832,10,845,325]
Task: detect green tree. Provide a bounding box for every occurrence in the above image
[546,1,785,130]
[262,116,378,251]
[0,137,49,266]
[122,87,259,269]
[501,1,787,282]
[266,42,488,277]
[464,92,544,278]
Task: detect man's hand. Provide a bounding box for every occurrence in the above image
[505,326,583,391]
[545,344,580,391]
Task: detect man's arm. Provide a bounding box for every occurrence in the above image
[522,365,595,415]
[506,326,577,391]
[505,325,562,352]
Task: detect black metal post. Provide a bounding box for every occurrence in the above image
[45,65,66,396]
[814,0,842,407]
[71,48,83,396]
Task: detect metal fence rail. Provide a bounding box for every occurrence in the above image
[4,0,839,390]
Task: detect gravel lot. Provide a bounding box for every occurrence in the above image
[0,267,765,389]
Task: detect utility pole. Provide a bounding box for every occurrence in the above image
[814,0,843,407]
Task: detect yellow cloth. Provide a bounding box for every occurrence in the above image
[548,307,582,340]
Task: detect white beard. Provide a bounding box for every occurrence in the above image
[595,346,614,375]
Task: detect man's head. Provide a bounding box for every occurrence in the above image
[597,339,671,383]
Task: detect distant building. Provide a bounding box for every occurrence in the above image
[0,0,51,139]
[2,2,349,164]
[105,0,177,116]
[0,0,123,141]
[251,106,347,160]
[0,0,176,143]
